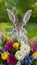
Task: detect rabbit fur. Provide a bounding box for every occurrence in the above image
[7,9,32,42]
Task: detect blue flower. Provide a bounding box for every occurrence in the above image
[0,47,6,54]
[2,47,6,51]
[35,41,37,44]
[20,55,34,65]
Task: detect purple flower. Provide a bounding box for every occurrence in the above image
[34,41,37,44]
[7,54,17,65]
[31,43,37,52]
[5,41,14,52]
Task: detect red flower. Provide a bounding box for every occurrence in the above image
[7,54,17,65]
[5,41,14,52]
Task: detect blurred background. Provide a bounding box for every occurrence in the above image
[0,0,37,39]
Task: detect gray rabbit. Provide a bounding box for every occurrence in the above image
[7,9,32,42]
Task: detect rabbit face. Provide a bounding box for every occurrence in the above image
[15,21,23,31]
[7,9,32,42]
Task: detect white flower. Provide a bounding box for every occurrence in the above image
[16,61,21,65]
[15,50,26,60]
[20,41,25,46]
[20,44,30,54]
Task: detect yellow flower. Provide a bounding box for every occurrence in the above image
[13,42,19,49]
[32,52,37,58]
[6,37,12,41]
[1,52,9,60]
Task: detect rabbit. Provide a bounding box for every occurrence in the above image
[7,9,32,42]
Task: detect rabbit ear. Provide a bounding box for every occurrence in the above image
[7,9,16,23]
[23,10,32,25]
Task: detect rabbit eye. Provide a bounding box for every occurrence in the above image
[12,29,17,33]
[22,30,24,33]
[23,25,25,28]
[14,26,15,28]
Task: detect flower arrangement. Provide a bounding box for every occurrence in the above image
[0,33,37,65]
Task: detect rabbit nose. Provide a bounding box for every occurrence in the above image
[18,31,22,37]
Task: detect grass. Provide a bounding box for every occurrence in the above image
[26,22,37,39]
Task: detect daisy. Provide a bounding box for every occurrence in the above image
[20,44,30,54]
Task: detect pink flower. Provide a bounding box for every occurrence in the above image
[5,41,14,52]
[0,33,4,39]
[31,43,37,52]
[7,54,17,65]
